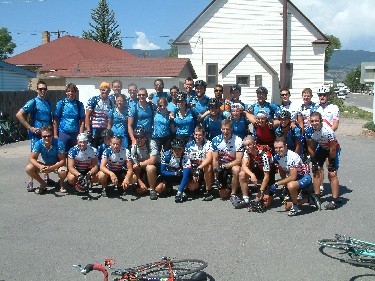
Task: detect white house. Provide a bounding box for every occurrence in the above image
[174,0,329,104]
[0,61,35,91]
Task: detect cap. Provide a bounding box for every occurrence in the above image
[100,82,110,89]
[77,133,88,142]
[231,103,244,110]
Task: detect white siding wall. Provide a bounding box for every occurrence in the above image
[69,77,181,107]
[177,0,327,105]
[0,69,30,91]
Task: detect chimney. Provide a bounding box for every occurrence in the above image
[42,31,50,44]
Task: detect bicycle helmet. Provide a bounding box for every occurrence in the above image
[230,84,241,93]
[101,129,114,138]
[256,86,268,95]
[208,98,220,108]
[134,127,146,139]
[175,91,187,102]
[171,138,184,149]
[194,80,207,88]
[279,110,291,119]
[317,87,330,94]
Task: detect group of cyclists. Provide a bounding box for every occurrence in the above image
[15,77,341,216]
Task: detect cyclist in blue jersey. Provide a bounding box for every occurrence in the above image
[98,136,133,197]
[212,119,244,203]
[183,77,196,104]
[167,86,179,113]
[127,83,139,111]
[109,80,125,105]
[151,97,173,153]
[202,98,228,140]
[185,125,214,201]
[107,94,129,149]
[248,86,280,124]
[85,82,114,148]
[97,129,114,166]
[228,85,247,110]
[25,126,67,194]
[67,133,98,192]
[157,139,192,203]
[148,79,171,104]
[128,88,156,146]
[299,88,316,134]
[230,103,250,139]
[53,83,85,152]
[16,80,53,191]
[190,80,210,122]
[171,92,195,145]
[275,110,303,157]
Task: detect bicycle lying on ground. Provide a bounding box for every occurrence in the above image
[73,256,208,281]
[317,234,375,268]
[0,112,27,146]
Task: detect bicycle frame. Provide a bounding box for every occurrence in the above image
[335,234,375,258]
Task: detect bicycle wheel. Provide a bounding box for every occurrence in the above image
[134,259,208,279]
[346,257,375,268]
[317,239,356,250]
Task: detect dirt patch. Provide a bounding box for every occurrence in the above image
[336,117,374,137]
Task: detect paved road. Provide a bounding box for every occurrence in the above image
[1,134,375,281]
[344,92,374,113]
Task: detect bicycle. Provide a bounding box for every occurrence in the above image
[0,113,22,145]
[73,256,208,281]
[317,234,375,268]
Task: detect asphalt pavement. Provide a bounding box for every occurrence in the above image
[1,133,375,281]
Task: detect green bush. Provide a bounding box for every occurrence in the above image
[363,121,375,131]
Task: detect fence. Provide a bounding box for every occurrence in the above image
[0,90,67,121]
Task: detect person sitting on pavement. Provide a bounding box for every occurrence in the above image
[98,136,133,197]
[271,136,316,216]
[211,119,244,204]
[130,127,160,200]
[25,125,67,194]
[53,83,85,152]
[67,133,98,193]
[85,81,114,148]
[236,135,274,209]
[157,138,192,203]
[185,125,214,201]
[97,129,114,166]
[305,111,341,210]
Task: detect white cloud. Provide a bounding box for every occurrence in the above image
[292,0,375,51]
[132,31,160,50]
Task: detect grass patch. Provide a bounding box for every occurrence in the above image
[363,121,375,131]
[330,95,373,121]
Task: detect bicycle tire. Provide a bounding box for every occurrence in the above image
[132,259,208,279]
[317,239,358,251]
[345,257,375,268]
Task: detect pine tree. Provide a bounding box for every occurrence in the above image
[82,0,123,49]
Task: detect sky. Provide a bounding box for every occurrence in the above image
[1,0,375,56]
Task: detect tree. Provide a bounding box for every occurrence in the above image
[0,27,16,59]
[344,66,363,93]
[166,39,178,58]
[324,34,341,72]
[82,0,122,49]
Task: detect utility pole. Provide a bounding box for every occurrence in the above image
[50,30,67,38]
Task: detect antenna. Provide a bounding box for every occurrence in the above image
[50,30,67,38]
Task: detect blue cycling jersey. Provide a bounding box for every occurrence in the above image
[232,115,250,139]
[249,102,280,119]
[149,92,171,104]
[54,98,85,134]
[191,95,209,116]
[108,108,128,138]
[167,102,178,113]
[173,108,195,137]
[153,111,171,138]
[128,102,156,134]
[32,138,65,165]
[202,114,226,140]
[22,96,52,135]
[275,126,302,155]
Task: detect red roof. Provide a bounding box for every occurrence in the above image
[5,35,135,69]
[39,57,196,78]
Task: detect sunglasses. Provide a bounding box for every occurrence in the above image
[38,88,47,91]
[318,93,328,97]
[42,134,52,138]
[214,89,223,92]
[138,94,147,97]
[158,104,166,107]
[280,94,288,97]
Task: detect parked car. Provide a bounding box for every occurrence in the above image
[337,90,346,100]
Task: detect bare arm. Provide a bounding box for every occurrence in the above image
[127,117,136,145]
[85,109,92,132]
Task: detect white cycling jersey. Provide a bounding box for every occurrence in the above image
[185,139,212,166]
[274,149,309,176]
[68,145,97,172]
[212,134,244,164]
[312,103,339,128]
[305,122,340,150]
[102,147,131,172]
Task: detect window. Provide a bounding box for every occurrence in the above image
[206,63,218,87]
[236,75,250,87]
[255,75,262,87]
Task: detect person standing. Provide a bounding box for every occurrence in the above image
[16,80,53,191]
[53,83,85,152]
[148,79,171,104]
